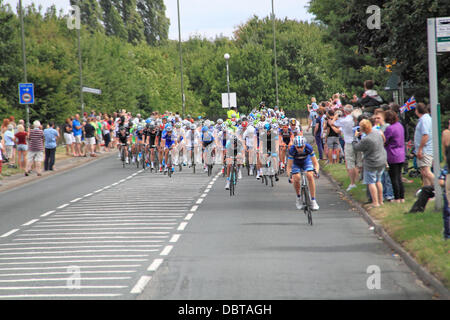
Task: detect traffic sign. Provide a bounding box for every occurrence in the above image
[436,17,450,52]
[82,87,102,95]
[19,83,34,104]
[222,92,237,109]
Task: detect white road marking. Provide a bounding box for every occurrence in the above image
[0,245,160,251]
[204,188,210,193]
[0,277,131,282]
[0,270,136,277]
[103,186,111,190]
[40,211,55,217]
[94,189,103,193]
[56,204,69,209]
[160,245,173,256]
[0,265,141,271]
[0,254,149,260]
[0,294,123,298]
[70,198,82,203]
[177,222,188,231]
[83,193,93,197]
[0,249,159,255]
[111,183,118,186]
[26,228,172,232]
[3,240,165,245]
[0,259,148,266]
[0,230,19,238]
[0,285,127,290]
[190,205,198,212]
[200,193,207,198]
[147,259,163,272]
[22,219,39,227]
[14,235,172,241]
[185,214,194,221]
[169,234,180,243]
[196,198,204,204]
[130,276,151,294]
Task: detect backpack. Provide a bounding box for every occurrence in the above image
[409,186,435,213]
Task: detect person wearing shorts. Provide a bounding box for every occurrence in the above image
[63,118,74,156]
[26,120,44,176]
[14,125,28,170]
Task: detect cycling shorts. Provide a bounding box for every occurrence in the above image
[291,158,314,174]
[203,140,214,149]
[165,141,176,149]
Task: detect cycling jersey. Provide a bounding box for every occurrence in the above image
[162,132,176,148]
[279,128,292,145]
[288,144,315,172]
[118,131,129,144]
[144,129,158,147]
[135,130,145,142]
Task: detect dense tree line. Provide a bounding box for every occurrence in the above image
[0,0,446,126]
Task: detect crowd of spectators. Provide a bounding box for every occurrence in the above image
[307,80,448,240]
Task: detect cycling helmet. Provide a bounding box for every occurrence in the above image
[290,118,297,126]
[210,121,215,126]
[241,121,248,128]
[119,126,125,131]
[264,123,271,131]
[190,124,197,130]
[164,123,171,130]
[271,118,277,124]
[204,120,211,127]
[146,119,151,124]
[217,118,224,125]
[166,125,173,132]
[246,126,255,135]
[294,136,306,148]
[175,122,182,128]
[138,126,143,131]
[201,126,209,132]
[198,116,202,120]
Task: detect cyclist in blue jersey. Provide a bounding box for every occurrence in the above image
[287,136,320,211]
[161,125,177,172]
[202,125,215,172]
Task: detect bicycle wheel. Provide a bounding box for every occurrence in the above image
[229,169,234,197]
[303,186,313,225]
[270,175,274,187]
[122,148,126,168]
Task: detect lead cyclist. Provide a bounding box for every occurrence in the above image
[287,136,320,211]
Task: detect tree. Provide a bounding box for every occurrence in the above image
[136,0,170,46]
[69,0,103,33]
[99,0,127,39]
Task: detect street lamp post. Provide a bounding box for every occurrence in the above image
[271,0,279,107]
[177,0,186,118]
[18,0,29,129]
[224,53,231,109]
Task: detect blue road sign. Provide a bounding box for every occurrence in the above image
[19,83,34,104]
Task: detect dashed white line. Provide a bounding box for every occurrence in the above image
[83,193,93,197]
[169,234,180,243]
[40,211,55,217]
[0,285,127,290]
[103,186,111,190]
[94,189,103,193]
[160,245,173,256]
[0,277,131,282]
[147,259,164,272]
[0,294,123,298]
[57,204,69,209]
[22,219,39,227]
[185,214,194,221]
[70,198,82,203]
[200,193,207,198]
[0,229,19,238]
[196,198,204,204]
[130,276,152,294]
[190,205,198,212]
[177,222,188,231]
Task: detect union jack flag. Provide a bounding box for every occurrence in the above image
[400,96,417,113]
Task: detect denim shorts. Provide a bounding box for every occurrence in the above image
[17,144,28,152]
[364,167,384,185]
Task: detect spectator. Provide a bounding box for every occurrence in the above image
[414,103,434,187]
[43,121,60,171]
[325,109,341,164]
[313,107,325,160]
[72,114,83,157]
[63,118,74,156]
[3,124,16,168]
[384,110,406,203]
[439,167,450,240]
[331,104,362,191]
[95,116,103,153]
[0,134,4,185]
[102,115,111,152]
[352,119,387,208]
[373,109,395,202]
[14,124,28,171]
[25,120,44,177]
[357,80,384,116]
[84,117,97,157]
[1,118,9,134]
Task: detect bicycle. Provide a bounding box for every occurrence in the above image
[120,143,127,168]
[290,169,319,226]
[229,156,238,197]
[165,147,174,178]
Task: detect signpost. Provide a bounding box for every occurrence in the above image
[19,83,34,105]
[222,93,237,109]
[427,17,450,211]
[82,87,102,95]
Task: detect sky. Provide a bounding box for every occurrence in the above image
[3,0,315,40]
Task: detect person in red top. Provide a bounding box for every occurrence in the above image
[14,124,28,170]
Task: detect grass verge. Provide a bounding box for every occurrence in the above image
[322,161,450,289]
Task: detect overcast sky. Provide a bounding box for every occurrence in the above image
[4,0,314,40]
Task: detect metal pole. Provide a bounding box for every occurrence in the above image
[77,26,84,116]
[19,0,29,129]
[427,18,442,210]
[226,60,230,109]
[271,0,279,107]
[177,0,186,118]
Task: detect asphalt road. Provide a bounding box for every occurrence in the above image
[0,151,434,299]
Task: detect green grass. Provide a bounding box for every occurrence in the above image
[322,162,450,289]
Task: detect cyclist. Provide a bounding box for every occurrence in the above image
[259,122,280,182]
[225,131,245,190]
[287,136,320,211]
[185,123,201,167]
[174,122,187,166]
[144,122,159,170]
[117,126,130,164]
[242,125,257,175]
[161,125,177,173]
[279,121,293,170]
[201,124,215,172]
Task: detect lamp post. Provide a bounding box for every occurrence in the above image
[177,0,186,118]
[271,0,279,107]
[18,0,29,129]
[224,53,231,109]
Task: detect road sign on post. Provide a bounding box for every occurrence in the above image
[19,83,34,104]
[436,17,450,52]
[82,87,102,95]
[222,92,237,109]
